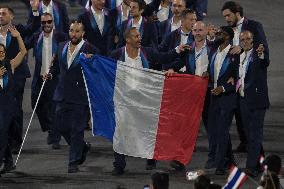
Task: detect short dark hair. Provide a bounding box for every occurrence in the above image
[0,43,7,53]
[181,8,196,19]
[151,171,169,189]
[0,6,15,16]
[194,175,211,189]
[220,26,235,41]
[70,19,85,31]
[221,1,243,17]
[123,27,137,40]
[131,0,146,11]
[41,12,53,19]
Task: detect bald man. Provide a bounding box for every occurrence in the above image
[238,30,269,177]
[165,21,213,171]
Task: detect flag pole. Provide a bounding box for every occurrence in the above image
[14,56,55,166]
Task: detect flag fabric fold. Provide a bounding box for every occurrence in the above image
[80,55,208,165]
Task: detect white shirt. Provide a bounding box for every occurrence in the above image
[180,29,191,45]
[124,48,143,68]
[91,6,105,34]
[0,33,7,47]
[214,44,231,88]
[195,41,209,76]
[233,17,244,46]
[116,0,123,7]
[157,5,170,22]
[41,31,53,75]
[238,49,253,96]
[67,40,85,69]
[171,18,181,32]
[42,0,53,15]
[144,0,153,5]
[120,4,130,22]
[0,78,3,88]
[132,16,143,29]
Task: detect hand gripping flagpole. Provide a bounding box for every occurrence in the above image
[15,56,55,166]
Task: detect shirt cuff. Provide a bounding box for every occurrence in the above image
[222,86,225,93]
[175,46,181,54]
[32,11,40,16]
[259,53,264,59]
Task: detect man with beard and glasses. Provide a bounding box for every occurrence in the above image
[0,4,40,155]
[28,0,70,34]
[221,1,269,154]
[206,26,239,175]
[25,13,68,150]
[52,20,99,173]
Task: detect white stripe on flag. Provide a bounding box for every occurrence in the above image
[233,172,246,189]
[113,63,165,159]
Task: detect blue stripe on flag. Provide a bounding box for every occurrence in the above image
[224,169,242,189]
[80,55,117,141]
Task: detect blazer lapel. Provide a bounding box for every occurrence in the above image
[5,32,12,49]
[218,54,230,79]
[210,51,217,79]
[69,43,85,69]
[88,9,100,34]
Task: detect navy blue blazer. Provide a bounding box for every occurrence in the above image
[52,41,99,105]
[208,46,239,109]
[27,0,70,34]
[169,41,214,74]
[158,28,194,52]
[105,0,161,17]
[240,50,269,109]
[109,5,131,35]
[110,46,178,71]
[241,17,269,61]
[158,18,172,43]
[25,31,68,90]
[78,9,115,56]
[117,17,158,48]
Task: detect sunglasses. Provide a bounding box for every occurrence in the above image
[41,20,53,25]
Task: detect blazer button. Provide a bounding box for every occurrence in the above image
[76,82,79,86]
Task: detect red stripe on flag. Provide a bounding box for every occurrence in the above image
[153,74,208,164]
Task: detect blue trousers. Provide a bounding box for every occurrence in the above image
[55,102,89,165]
[239,98,266,171]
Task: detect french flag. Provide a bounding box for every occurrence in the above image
[80,55,208,164]
[223,166,248,189]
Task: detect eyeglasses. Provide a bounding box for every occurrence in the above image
[0,50,5,54]
[41,20,53,25]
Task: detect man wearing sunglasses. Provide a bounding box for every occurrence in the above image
[25,12,68,150]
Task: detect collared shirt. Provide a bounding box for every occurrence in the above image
[157,5,170,22]
[171,18,181,32]
[0,78,3,88]
[195,41,209,76]
[233,17,244,46]
[91,6,105,34]
[238,48,253,96]
[116,0,123,7]
[214,44,231,88]
[120,3,130,21]
[132,16,143,29]
[0,33,7,47]
[180,29,191,45]
[42,0,53,15]
[124,47,143,68]
[144,0,153,4]
[67,40,85,69]
[41,31,53,75]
